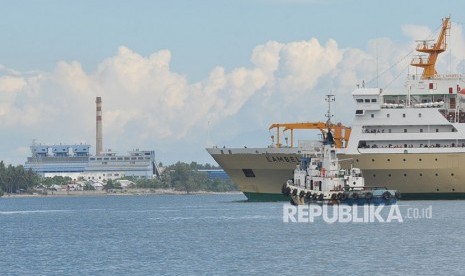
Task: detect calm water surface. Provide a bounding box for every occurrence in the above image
[1,194,464,275]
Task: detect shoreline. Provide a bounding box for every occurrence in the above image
[1,189,243,198]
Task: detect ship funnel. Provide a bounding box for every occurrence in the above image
[96,96,103,156]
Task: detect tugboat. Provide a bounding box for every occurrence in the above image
[282,95,400,205]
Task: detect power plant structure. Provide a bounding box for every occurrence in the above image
[25,97,160,180]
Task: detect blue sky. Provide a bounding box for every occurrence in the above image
[1,0,465,165]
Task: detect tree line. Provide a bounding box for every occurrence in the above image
[0,161,41,196]
[131,161,237,193]
[0,161,236,196]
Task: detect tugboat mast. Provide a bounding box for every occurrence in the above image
[324,94,336,145]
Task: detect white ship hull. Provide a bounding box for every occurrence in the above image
[207,147,302,201]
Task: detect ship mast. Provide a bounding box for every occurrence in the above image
[410,17,450,79]
[324,94,335,145]
[325,94,335,127]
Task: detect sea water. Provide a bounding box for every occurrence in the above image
[1,194,464,275]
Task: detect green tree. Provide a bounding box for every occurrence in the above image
[169,162,200,193]
[104,179,115,191]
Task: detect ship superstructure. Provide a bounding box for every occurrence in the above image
[207,17,465,200]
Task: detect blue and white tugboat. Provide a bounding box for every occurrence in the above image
[282,96,400,205]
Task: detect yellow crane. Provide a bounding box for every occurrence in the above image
[268,121,351,149]
[410,17,450,79]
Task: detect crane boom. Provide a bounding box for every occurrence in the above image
[268,121,351,148]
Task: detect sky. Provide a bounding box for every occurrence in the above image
[1,0,465,166]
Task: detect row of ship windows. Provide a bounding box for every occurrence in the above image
[356,158,439,162]
[359,143,465,149]
[363,128,455,133]
[90,157,151,161]
[370,113,421,118]
[370,173,454,177]
[101,161,137,165]
[356,99,377,103]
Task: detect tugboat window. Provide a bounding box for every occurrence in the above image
[242,169,256,178]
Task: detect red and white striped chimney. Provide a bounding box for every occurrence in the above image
[96,96,103,156]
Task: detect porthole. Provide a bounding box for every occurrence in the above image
[372,159,375,162]
[420,173,423,176]
[419,159,422,161]
[452,189,456,191]
[387,159,390,162]
[435,158,438,161]
[437,188,440,191]
[403,159,406,161]
[435,173,438,176]
[451,173,454,176]
[388,174,391,177]
[404,173,407,176]
[373,174,376,177]
[356,159,359,162]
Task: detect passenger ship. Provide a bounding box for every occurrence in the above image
[207,17,465,200]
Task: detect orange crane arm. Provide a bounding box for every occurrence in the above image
[268,121,351,148]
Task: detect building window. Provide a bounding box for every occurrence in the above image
[388,129,391,133]
[242,169,256,178]
[356,99,363,103]
[371,114,374,118]
[387,114,390,118]
[371,99,377,103]
[419,113,422,117]
[365,99,370,103]
[404,129,407,133]
[403,114,406,118]
[436,129,439,132]
[420,129,423,133]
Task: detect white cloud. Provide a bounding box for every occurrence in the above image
[402,24,432,42]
